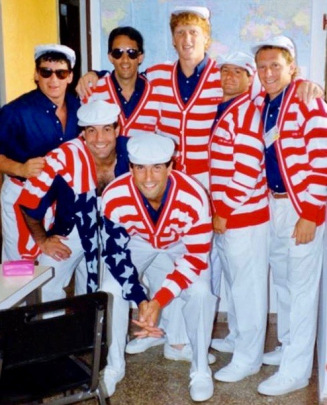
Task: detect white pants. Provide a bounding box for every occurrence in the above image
[215,222,269,368]
[101,237,217,377]
[37,226,87,302]
[269,197,324,379]
[1,176,53,261]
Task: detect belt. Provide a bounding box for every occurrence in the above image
[271,191,288,199]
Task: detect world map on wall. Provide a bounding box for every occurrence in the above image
[100,0,311,77]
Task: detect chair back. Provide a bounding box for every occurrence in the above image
[0,292,111,405]
[0,292,109,370]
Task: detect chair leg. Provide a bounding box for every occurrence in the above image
[97,386,109,405]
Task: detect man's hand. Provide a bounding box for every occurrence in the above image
[292,218,316,245]
[296,81,323,105]
[132,299,164,338]
[19,157,45,178]
[213,213,227,234]
[38,235,72,261]
[75,71,99,99]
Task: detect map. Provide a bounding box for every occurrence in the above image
[99,0,312,77]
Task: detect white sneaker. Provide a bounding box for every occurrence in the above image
[258,372,308,396]
[125,336,166,354]
[164,343,216,364]
[102,367,125,397]
[211,338,234,353]
[262,346,283,366]
[189,372,214,402]
[214,362,260,382]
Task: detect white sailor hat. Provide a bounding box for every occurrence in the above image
[217,52,256,76]
[251,35,296,58]
[127,133,175,165]
[34,44,76,68]
[77,100,121,127]
[171,6,210,20]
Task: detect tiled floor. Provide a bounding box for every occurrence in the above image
[105,313,319,405]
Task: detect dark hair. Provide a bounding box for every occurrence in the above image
[108,26,144,54]
[129,160,172,168]
[35,51,72,70]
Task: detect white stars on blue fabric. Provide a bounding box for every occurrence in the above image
[74,189,99,292]
[115,233,129,248]
[112,251,127,265]
[101,217,148,305]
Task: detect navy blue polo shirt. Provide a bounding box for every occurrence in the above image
[111,72,146,119]
[141,178,171,225]
[212,97,235,132]
[0,89,80,164]
[177,54,208,104]
[263,88,289,193]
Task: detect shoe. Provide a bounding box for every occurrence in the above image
[214,362,260,382]
[258,372,309,396]
[125,336,166,354]
[189,372,214,402]
[262,346,284,366]
[211,338,234,353]
[102,367,125,397]
[164,343,216,364]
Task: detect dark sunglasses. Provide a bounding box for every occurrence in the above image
[110,48,140,60]
[38,67,71,80]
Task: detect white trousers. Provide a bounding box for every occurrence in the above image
[37,226,87,302]
[2,177,28,261]
[101,236,217,377]
[269,197,324,379]
[1,176,53,261]
[215,222,269,368]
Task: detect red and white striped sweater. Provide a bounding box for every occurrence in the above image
[256,81,327,225]
[147,59,223,177]
[209,92,269,228]
[83,73,159,136]
[101,170,212,307]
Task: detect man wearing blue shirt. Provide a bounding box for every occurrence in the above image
[0,44,80,262]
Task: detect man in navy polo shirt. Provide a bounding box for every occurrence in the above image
[0,44,80,262]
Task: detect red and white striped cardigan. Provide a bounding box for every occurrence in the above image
[147,59,223,177]
[209,92,269,228]
[255,81,327,225]
[101,170,212,307]
[83,73,159,137]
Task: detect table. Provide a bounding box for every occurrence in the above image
[0,265,54,309]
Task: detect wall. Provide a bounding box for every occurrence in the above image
[0,0,58,104]
[95,0,326,87]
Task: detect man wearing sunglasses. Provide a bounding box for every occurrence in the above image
[0,44,80,264]
[77,26,159,137]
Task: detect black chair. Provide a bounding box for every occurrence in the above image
[0,291,111,405]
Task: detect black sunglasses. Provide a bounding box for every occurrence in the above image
[38,67,71,80]
[110,48,140,60]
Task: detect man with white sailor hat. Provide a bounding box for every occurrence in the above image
[209,51,270,383]
[0,43,80,263]
[252,35,327,397]
[100,132,216,401]
[119,2,224,367]
[17,100,129,303]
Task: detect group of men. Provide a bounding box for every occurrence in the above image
[0,4,326,403]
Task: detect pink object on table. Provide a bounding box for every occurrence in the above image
[2,260,35,276]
